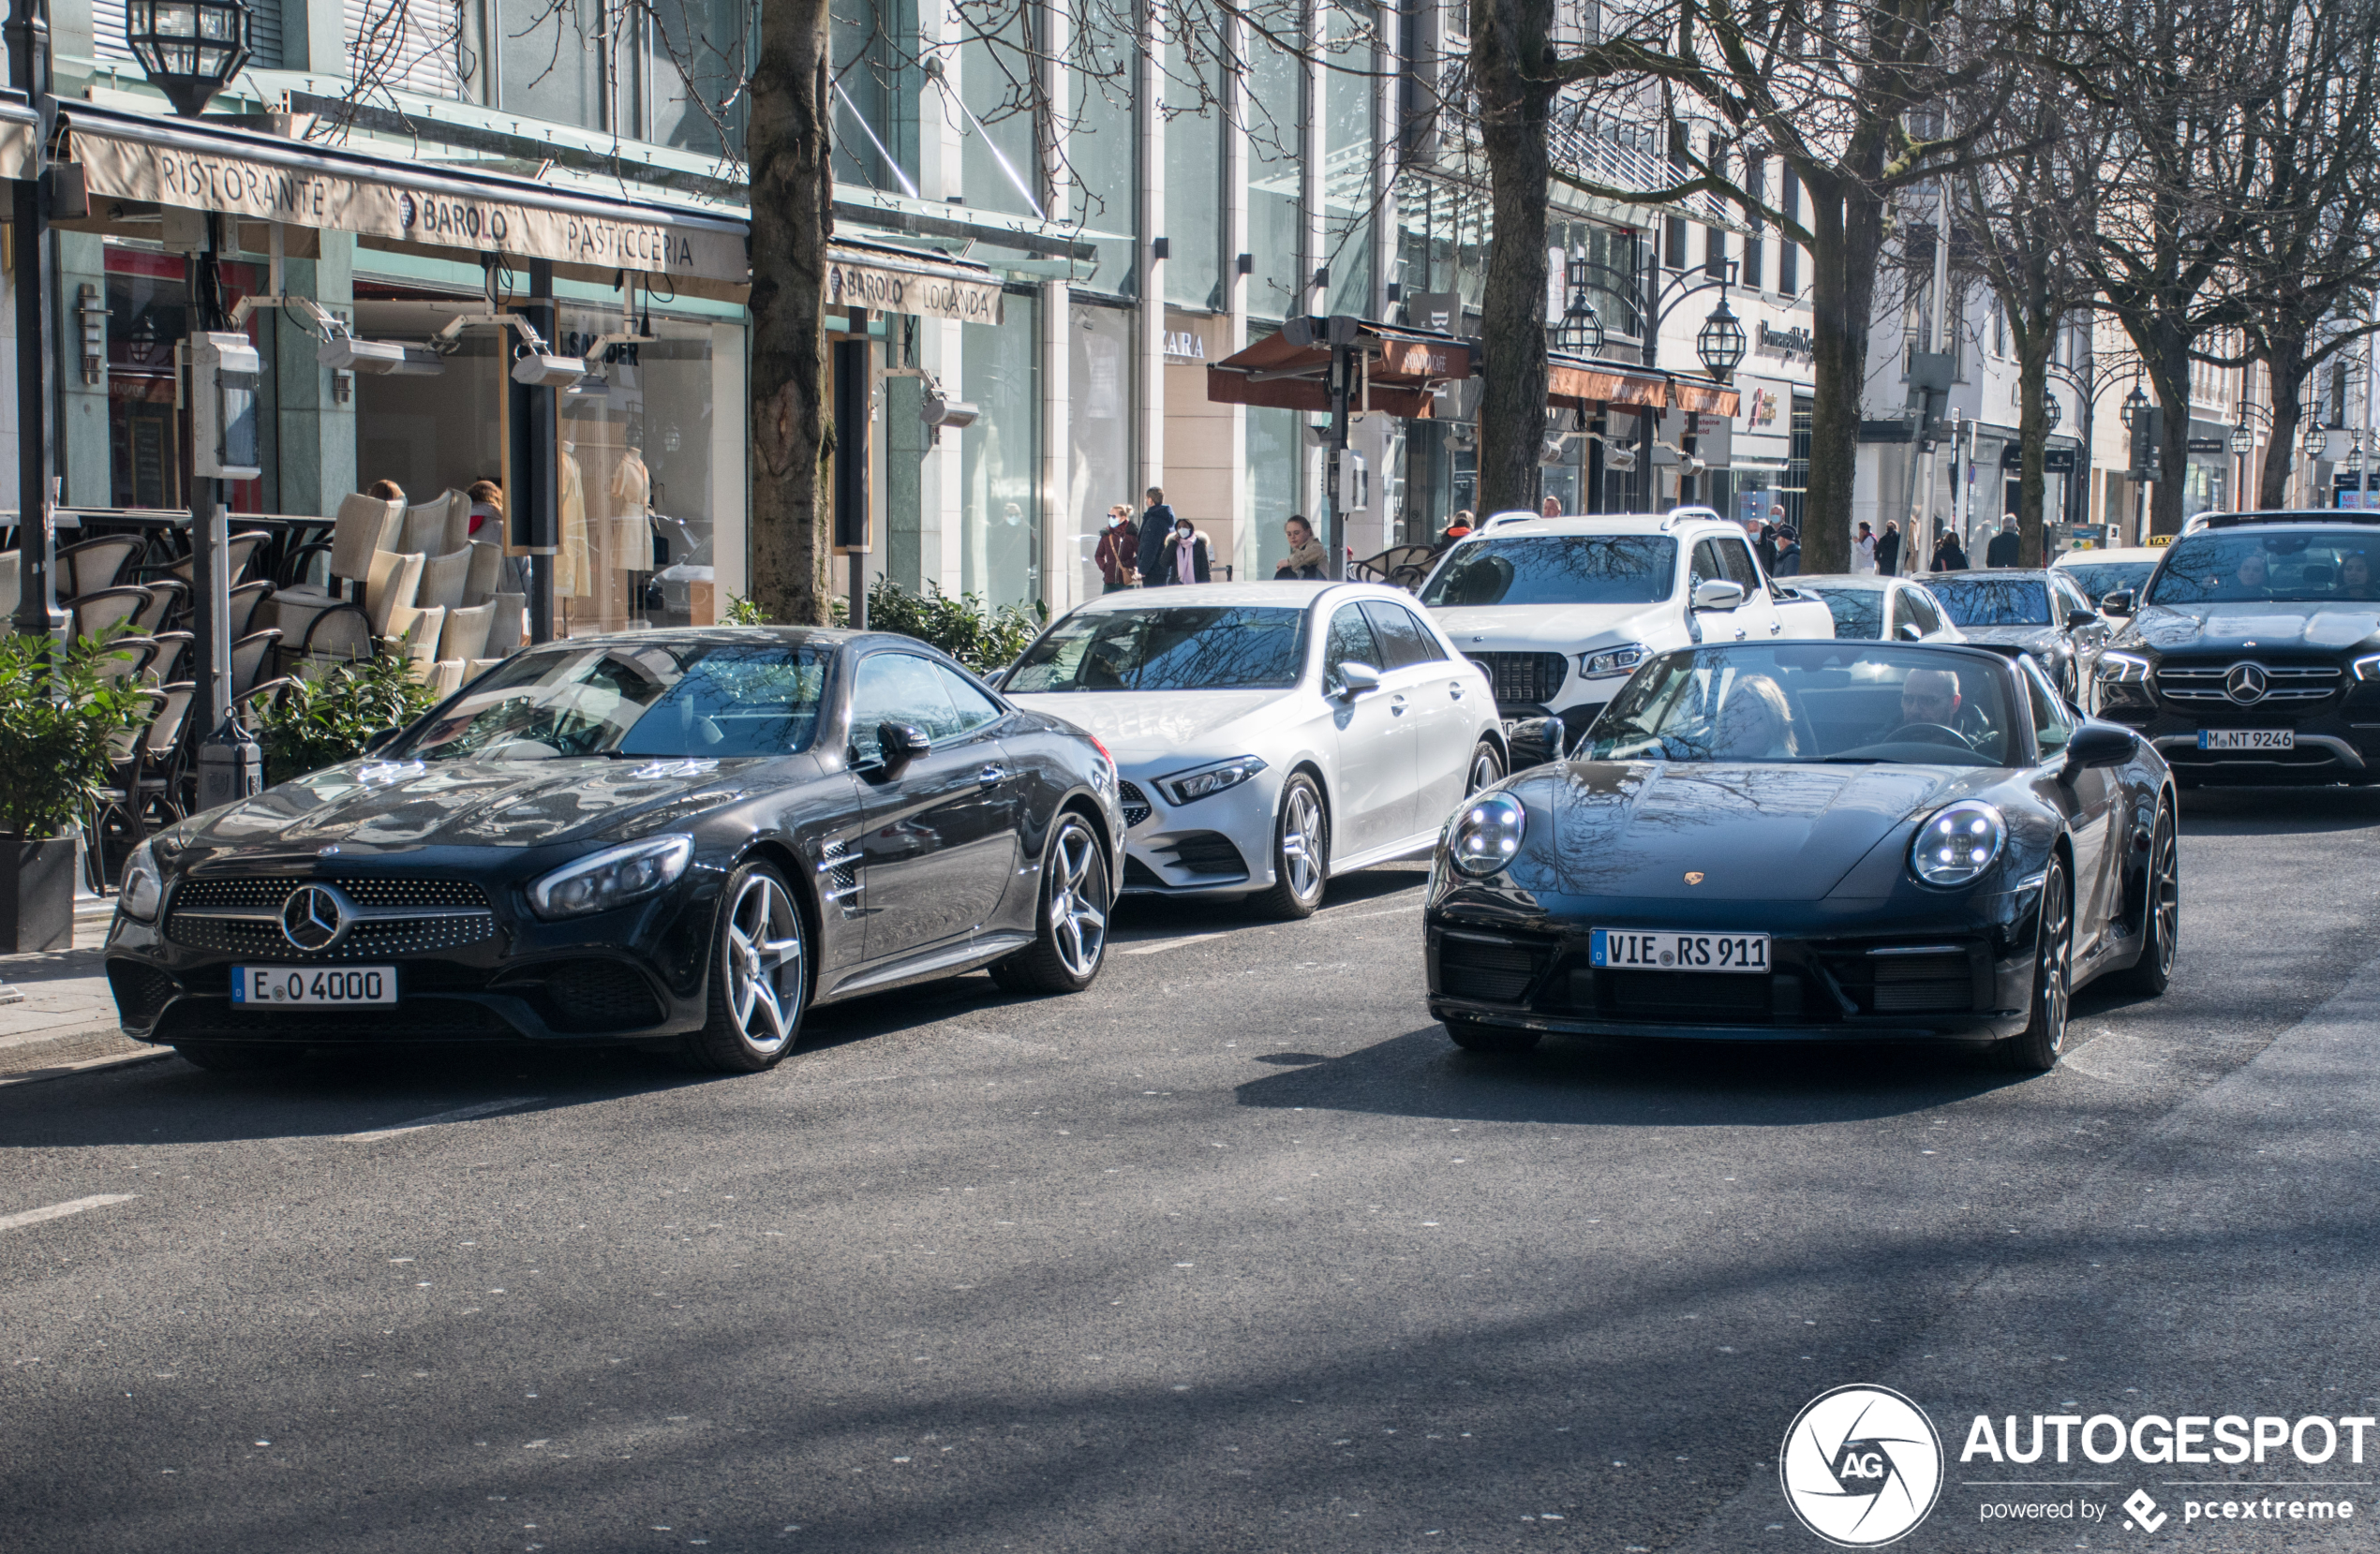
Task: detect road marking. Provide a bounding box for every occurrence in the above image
[1331,902,1423,922]
[343,1097,543,1144]
[0,1193,137,1232]
[1122,931,1227,955]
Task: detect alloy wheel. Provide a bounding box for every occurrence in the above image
[723,873,804,1053]
[1280,784,1324,901]
[2039,868,2072,1053]
[1048,818,1109,979]
[1466,744,1504,796]
[2149,814,2179,976]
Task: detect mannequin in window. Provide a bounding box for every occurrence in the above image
[557,441,589,619]
[612,446,654,622]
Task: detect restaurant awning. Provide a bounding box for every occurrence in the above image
[0,100,37,183]
[1205,319,1473,419]
[1671,377,1742,417]
[826,235,1004,325]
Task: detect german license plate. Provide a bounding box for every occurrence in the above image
[1590,929,1770,973]
[2199,729,2293,751]
[231,966,397,1006]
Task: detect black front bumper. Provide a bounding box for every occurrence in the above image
[1425,902,2040,1043]
[2101,675,2380,785]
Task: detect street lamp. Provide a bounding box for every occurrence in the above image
[1554,258,1604,357]
[2121,384,2149,429]
[2044,393,2061,431]
[125,0,251,118]
[2304,420,2328,461]
[1696,297,1748,380]
[2229,419,2254,455]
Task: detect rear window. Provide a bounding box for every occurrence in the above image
[1800,585,1882,640]
[1421,536,1678,607]
[1927,577,2052,627]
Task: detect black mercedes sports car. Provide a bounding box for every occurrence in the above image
[105,629,1123,1073]
[1425,641,2179,1071]
[1923,570,2111,708]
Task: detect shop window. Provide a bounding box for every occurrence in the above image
[1244,406,1303,578]
[1243,34,1304,318]
[1067,17,1136,298]
[1068,303,1135,599]
[498,0,609,130]
[1163,40,1224,311]
[345,0,464,98]
[350,286,505,520]
[654,0,751,153]
[961,296,1041,611]
[106,249,268,515]
[1322,1,1375,315]
[957,17,1041,221]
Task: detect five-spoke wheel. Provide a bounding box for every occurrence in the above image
[992,812,1112,993]
[1254,773,1329,919]
[686,863,808,1073]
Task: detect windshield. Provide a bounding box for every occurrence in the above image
[2058,559,2156,604]
[1583,644,2017,767]
[2145,532,2380,604]
[401,639,829,761]
[1926,576,2052,627]
[1420,535,1678,607]
[1004,606,1309,692]
[1797,584,1883,640]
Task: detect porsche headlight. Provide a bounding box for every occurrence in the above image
[1158,756,1267,806]
[1579,643,1651,680]
[119,842,163,922]
[2096,651,2150,686]
[1910,801,2006,887]
[1447,793,1527,877]
[528,835,695,920]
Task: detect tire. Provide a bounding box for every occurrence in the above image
[680,862,809,1073]
[1465,739,1505,799]
[1444,1017,1542,1054]
[2111,800,2179,996]
[990,811,1112,994]
[1250,773,1329,920]
[171,1043,302,1073]
[1998,857,2073,1073]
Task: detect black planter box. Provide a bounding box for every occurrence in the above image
[0,836,78,954]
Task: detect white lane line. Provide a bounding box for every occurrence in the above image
[0,1194,138,1233]
[1122,931,1227,956]
[343,1097,543,1144]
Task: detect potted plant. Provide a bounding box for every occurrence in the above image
[253,645,442,785]
[0,632,150,952]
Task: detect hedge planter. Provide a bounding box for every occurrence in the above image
[0,836,77,954]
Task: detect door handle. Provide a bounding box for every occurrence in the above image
[1733,626,1748,640]
[1391,694,1408,714]
[1449,682,1465,700]
[1768,618,1784,634]
[977,764,1006,787]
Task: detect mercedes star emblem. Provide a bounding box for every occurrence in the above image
[279,885,348,951]
[2224,662,2270,704]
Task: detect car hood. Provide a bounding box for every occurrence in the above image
[1950,623,2063,653]
[1429,601,1672,651]
[164,754,783,860]
[1008,690,1287,767]
[1526,760,2001,900]
[2123,601,2380,655]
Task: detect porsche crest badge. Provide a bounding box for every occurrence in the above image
[1684,871,1705,885]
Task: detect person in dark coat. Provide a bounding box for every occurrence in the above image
[1876,519,1903,577]
[1985,516,2022,568]
[1136,486,1178,586]
[1756,522,1780,575]
[1773,526,1803,576]
[1161,517,1213,585]
[1930,525,1970,572]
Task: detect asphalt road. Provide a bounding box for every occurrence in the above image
[6,787,2380,1554]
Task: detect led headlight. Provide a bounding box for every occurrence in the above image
[1580,643,1651,680]
[2095,651,2151,686]
[1910,800,2006,887]
[528,835,695,920]
[119,841,162,922]
[1157,756,1267,806]
[1447,793,1527,877]
[2352,653,2380,683]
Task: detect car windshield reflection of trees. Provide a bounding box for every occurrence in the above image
[2061,561,2155,604]
[1803,585,1883,639]
[1584,646,2015,767]
[2148,535,2380,604]
[1004,607,1308,691]
[1420,537,1679,607]
[1928,578,2052,627]
[406,642,828,761]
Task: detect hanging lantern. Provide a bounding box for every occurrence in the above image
[2305,420,2330,460]
[2121,384,2150,428]
[2229,418,2254,455]
[1695,299,1747,380]
[126,0,252,119]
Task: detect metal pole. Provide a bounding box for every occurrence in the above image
[1326,344,1349,579]
[7,0,59,642]
[186,214,260,811]
[523,259,558,642]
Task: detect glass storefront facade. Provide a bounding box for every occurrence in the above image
[959,297,1041,610]
[1069,303,1136,596]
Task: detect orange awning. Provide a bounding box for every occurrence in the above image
[1205,319,1472,419]
[1548,353,1673,412]
[1671,377,1743,416]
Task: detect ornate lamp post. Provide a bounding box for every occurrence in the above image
[1552,257,1605,357]
[1695,297,1748,381]
[124,0,250,117]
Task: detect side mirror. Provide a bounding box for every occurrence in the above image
[2062,720,2137,774]
[873,720,934,775]
[2099,590,2135,618]
[1691,579,1747,612]
[2065,609,2100,631]
[980,667,1007,689]
[1507,716,1567,769]
[362,728,401,755]
[1335,661,1383,699]
[1896,621,1925,643]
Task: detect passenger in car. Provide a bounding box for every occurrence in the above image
[1710,675,1801,760]
[2338,552,2374,599]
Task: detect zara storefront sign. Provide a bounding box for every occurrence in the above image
[1163,330,1208,363]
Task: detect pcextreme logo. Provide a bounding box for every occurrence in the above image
[1780,1384,1946,1547]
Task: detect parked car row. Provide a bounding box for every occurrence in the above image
[118,510,2308,1080]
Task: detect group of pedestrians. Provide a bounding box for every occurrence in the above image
[1094,488,1338,591]
[1838,513,2028,576]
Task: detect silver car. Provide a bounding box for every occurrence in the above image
[1790,573,1967,644]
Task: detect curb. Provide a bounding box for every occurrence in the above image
[0,1046,176,1088]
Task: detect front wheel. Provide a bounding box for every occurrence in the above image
[682,863,809,1073]
[1465,739,1505,798]
[1998,858,2072,1073]
[2111,801,2178,995]
[1250,774,1329,920]
[990,812,1111,994]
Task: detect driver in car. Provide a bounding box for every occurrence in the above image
[2223,550,2271,599]
[1873,667,1966,746]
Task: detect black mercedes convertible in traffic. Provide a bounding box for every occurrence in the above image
[105,629,1123,1073]
[1426,642,2179,1071]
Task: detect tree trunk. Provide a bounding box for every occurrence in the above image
[1800,170,1883,574]
[2015,331,2051,566]
[2137,328,2195,538]
[746,0,836,625]
[2260,333,2310,509]
[1470,0,1554,516]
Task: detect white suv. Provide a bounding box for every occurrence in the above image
[1417,511,1838,744]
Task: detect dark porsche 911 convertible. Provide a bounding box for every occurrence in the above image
[105,629,1123,1073]
[1426,642,2179,1071]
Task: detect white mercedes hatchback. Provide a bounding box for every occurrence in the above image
[1003,582,1504,917]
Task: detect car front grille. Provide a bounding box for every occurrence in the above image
[107,960,179,1025]
[1437,934,1547,1003]
[1870,952,1975,1013]
[540,960,663,1032]
[1157,832,1247,877]
[172,877,490,910]
[1117,780,1153,829]
[165,876,498,960]
[1123,856,1167,890]
[2155,661,2342,706]
[1466,651,1568,705]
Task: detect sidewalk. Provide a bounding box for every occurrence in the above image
[0,898,168,1086]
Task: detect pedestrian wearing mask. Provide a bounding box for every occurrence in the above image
[1136,486,1178,587]
[1094,505,1139,592]
[1877,519,1904,576]
[1164,517,1213,585]
[1853,522,1878,574]
[1774,525,1803,576]
[1274,514,1328,580]
[1757,522,1780,575]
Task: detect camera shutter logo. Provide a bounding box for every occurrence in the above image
[1778,1384,1943,1547]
